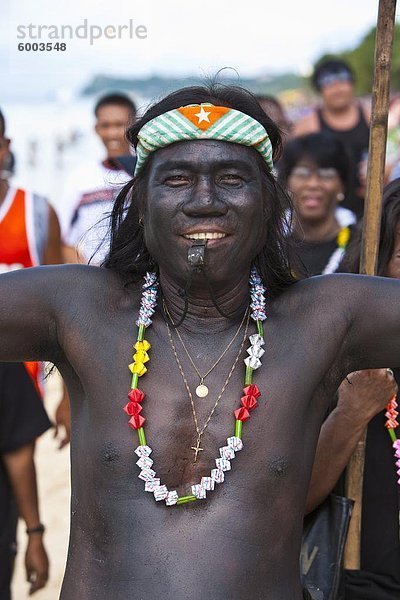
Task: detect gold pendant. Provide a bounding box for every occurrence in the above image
[196,383,209,398]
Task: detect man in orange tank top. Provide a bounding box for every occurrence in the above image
[0,108,67,599]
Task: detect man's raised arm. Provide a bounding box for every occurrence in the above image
[0,266,64,362]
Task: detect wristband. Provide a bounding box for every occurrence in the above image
[26,524,45,535]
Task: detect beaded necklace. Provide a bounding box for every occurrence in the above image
[123,268,267,506]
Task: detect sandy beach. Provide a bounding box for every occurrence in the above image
[12,374,70,600]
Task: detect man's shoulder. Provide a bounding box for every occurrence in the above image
[272,274,362,311]
[43,264,141,303]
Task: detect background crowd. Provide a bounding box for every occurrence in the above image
[1,56,400,599]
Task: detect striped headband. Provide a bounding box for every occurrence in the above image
[134,103,274,177]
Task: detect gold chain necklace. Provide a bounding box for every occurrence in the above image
[165,309,250,463]
[163,300,249,398]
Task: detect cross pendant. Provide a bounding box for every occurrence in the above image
[191,439,203,463]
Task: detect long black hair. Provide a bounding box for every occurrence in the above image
[102,82,298,298]
[340,178,400,275]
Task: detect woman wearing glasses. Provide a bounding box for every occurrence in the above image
[279,132,355,277]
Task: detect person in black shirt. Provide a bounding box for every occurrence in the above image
[293,59,370,217]
[0,363,51,599]
[306,179,400,599]
[279,132,355,277]
[280,134,400,598]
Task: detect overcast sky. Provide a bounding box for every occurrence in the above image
[0,0,393,101]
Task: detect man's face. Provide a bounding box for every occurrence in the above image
[143,140,267,286]
[320,80,354,112]
[288,159,343,224]
[95,104,132,158]
[385,224,400,279]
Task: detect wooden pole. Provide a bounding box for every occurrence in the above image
[344,0,397,570]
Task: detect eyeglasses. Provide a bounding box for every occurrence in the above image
[290,166,339,181]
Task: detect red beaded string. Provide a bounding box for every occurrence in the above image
[384,394,400,487]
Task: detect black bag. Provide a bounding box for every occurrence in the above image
[300,494,354,600]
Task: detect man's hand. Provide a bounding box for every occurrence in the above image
[337,369,398,428]
[25,535,49,595]
[54,386,71,449]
